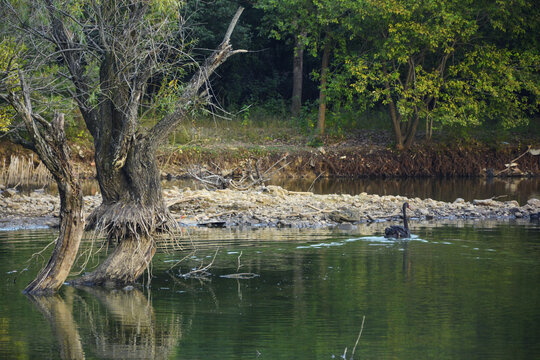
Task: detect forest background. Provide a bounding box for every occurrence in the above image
[1,0,539,174]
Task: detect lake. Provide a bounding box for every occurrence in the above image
[1,220,539,359]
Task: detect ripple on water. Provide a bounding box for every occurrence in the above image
[296,234,428,249]
[0,224,50,232]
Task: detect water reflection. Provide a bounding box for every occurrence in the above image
[401,241,412,280]
[27,286,182,360]
[289,176,540,204]
[4,223,540,359]
[27,289,84,360]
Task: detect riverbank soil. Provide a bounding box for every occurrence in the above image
[3,128,539,181]
[158,141,540,179]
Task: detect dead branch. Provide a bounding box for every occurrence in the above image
[308,171,325,192]
[187,155,289,191]
[306,204,334,213]
[236,251,243,272]
[350,315,366,360]
[495,145,531,176]
[178,247,219,279]
[220,273,259,279]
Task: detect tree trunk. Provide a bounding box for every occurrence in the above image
[403,113,420,150]
[71,235,155,287]
[6,76,85,294]
[385,85,405,150]
[69,8,245,288]
[291,34,304,117]
[24,179,84,294]
[87,135,169,236]
[73,138,167,287]
[317,39,331,137]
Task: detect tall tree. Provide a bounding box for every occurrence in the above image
[3,0,246,287]
[337,0,539,149]
[257,0,346,134]
[256,0,314,117]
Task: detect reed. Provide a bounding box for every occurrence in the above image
[0,154,52,187]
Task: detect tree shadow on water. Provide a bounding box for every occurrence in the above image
[26,286,184,359]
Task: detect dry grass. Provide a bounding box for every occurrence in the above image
[0,154,52,187]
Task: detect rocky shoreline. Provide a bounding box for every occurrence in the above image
[1,185,539,231]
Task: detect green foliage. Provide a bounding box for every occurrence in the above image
[0,38,21,88]
[326,0,539,146]
[0,38,22,132]
[443,46,540,128]
[0,107,15,132]
[2,0,538,145]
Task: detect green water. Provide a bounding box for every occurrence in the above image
[1,221,540,359]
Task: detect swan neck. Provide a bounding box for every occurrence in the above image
[403,205,409,229]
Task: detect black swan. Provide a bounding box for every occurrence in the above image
[385,202,411,239]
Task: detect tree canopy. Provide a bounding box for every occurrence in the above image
[2,0,539,148]
[327,0,540,148]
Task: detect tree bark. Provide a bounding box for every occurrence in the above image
[71,235,155,287]
[4,74,85,294]
[317,39,331,137]
[291,34,304,117]
[403,112,420,150]
[24,178,84,294]
[385,82,404,150]
[73,137,168,286]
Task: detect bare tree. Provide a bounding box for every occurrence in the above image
[0,62,84,294]
[3,0,245,287]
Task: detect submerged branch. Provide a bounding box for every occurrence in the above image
[177,247,219,279]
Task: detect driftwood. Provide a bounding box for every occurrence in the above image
[472,195,507,206]
[495,146,540,176]
[220,273,259,279]
[188,155,289,190]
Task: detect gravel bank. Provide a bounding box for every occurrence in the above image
[1,185,539,231]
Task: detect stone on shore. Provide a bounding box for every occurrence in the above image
[1,185,539,230]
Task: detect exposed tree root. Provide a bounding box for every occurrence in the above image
[85,202,174,240]
[70,234,155,287]
[75,198,186,287]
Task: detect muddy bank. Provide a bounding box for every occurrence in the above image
[159,144,540,179]
[2,140,539,182]
[1,185,539,231]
